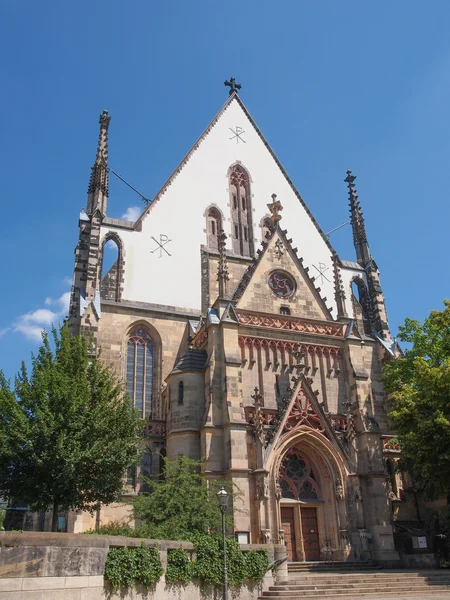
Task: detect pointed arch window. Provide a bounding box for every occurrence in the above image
[229,165,254,256]
[126,328,154,418]
[279,448,321,501]
[206,207,223,251]
[351,277,372,335]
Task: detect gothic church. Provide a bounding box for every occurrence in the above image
[68,83,408,564]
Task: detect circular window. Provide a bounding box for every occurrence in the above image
[268,270,296,299]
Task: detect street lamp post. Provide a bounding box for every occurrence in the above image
[216,487,229,600]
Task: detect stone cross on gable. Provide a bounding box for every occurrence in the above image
[267,193,283,223]
[224,77,242,95]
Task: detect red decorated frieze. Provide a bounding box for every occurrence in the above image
[238,336,340,360]
[237,310,344,338]
[283,388,325,434]
[144,420,166,439]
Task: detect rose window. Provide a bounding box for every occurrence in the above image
[268,270,296,299]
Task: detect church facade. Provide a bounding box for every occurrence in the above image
[68,86,407,564]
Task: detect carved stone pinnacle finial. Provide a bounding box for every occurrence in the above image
[251,387,264,407]
[267,193,283,223]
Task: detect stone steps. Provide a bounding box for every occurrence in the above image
[259,568,450,599]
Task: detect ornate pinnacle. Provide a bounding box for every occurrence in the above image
[87,110,111,212]
[267,193,283,223]
[345,170,370,265]
[332,254,347,318]
[251,387,264,408]
[217,230,230,298]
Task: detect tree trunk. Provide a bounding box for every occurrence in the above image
[51,499,59,532]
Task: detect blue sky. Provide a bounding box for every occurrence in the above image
[1,1,450,380]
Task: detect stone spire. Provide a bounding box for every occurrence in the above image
[217,230,230,298]
[87,110,111,217]
[345,170,370,266]
[332,254,347,319]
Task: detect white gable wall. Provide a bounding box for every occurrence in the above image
[100,98,336,313]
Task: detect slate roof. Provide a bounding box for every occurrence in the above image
[172,349,208,373]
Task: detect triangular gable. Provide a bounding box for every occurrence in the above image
[267,374,351,464]
[233,226,333,321]
[221,303,239,323]
[132,93,334,257]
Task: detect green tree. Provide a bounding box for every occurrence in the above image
[0,326,143,531]
[133,456,232,540]
[383,299,450,502]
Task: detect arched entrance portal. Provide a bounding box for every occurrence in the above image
[274,437,344,562]
[279,448,322,560]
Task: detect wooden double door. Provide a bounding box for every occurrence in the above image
[281,506,320,561]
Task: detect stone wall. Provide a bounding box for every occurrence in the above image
[0,532,280,600]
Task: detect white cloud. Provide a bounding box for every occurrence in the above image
[63,276,73,287]
[121,206,141,221]
[0,328,9,338]
[13,290,71,342]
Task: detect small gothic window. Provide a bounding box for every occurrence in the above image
[244,226,248,241]
[235,225,239,239]
[206,207,222,251]
[280,306,291,316]
[242,196,246,210]
[233,194,237,209]
[178,381,184,405]
[141,448,152,492]
[126,328,154,418]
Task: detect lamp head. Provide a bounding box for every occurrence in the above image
[216,486,229,509]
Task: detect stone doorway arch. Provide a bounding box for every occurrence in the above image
[268,430,348,562]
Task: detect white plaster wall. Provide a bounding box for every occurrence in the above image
[100,98,336,313]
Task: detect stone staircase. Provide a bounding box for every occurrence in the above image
[259,563,450,599]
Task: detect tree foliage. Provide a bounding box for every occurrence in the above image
[132,456,232,540]
[0,326,143,530]
[383,300,450,501]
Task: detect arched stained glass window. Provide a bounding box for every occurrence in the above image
[126,328,154,418]
[279,448,321,501]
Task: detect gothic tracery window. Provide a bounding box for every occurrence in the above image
[279,449,321,501]
[126,328,154,418]
[229,165,254,256]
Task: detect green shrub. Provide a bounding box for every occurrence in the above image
[244,550,270,581]
[166,547,193,584]
[191,534,268,586]
[104,543,164,590]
